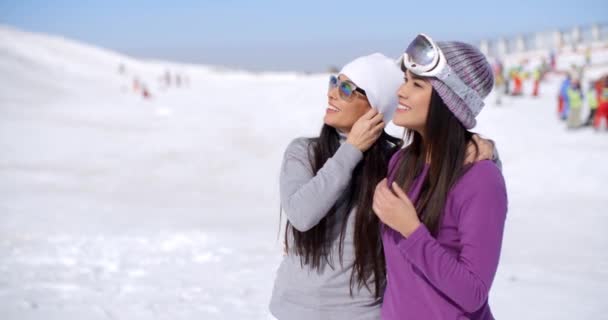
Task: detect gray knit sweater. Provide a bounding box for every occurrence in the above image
[269,136,382,320]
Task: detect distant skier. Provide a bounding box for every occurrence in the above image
[566,78,583,129]
[164,70,172,87]
[594,77,608,130]
[549,50,557,71]
[133,78,141,92]
[532,67,541,97]
[142,85,151,99]
[585,80,599,126]
[511,68,523,96]
[585,47,592,66]
[558,74,571,120]
[493,60,505,105]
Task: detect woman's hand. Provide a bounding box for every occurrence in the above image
[373,178,421,238]
[346,108,385,152]
[465,134,495,164]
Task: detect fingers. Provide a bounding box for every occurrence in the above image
[354,113,385,152]
[480,139,495,160]
[370,112,384,125]
[464,149,475,164]
[374,179,390,204]
[374,179,388,198]
[373,180,386,214]
[464,139,478,164]
[472,134,481,143]
[473,136,494,161]
[488,139,496,150]
[362,108,379,120]
[391,182,413,206]
[478,148,492,161]
[372,202,380,216]
[464,135,495,164]
[378,180,397,204]
[372,121,385,134]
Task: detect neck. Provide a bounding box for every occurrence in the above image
[415,129,431,164]
[337,128,349,141]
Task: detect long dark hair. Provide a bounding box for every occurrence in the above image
[393,89,479,236]
[283,123,402,300]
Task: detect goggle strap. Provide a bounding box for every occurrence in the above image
[437,66,485,116]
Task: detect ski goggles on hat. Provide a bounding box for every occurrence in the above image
[397,33,485,116]
[329,75,366,101]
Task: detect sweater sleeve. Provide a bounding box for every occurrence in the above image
[396,161,508,313]
[490,141,503,171]
[280,138,363,232]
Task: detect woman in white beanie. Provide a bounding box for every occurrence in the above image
[269,53,497,320]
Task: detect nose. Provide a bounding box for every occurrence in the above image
[328,86,339,101]
[397,83,409,100]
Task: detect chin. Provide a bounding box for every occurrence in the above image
[393,114,422,129]
[395,121,421,131]
[392,117,411,128]
[324,113,342,125]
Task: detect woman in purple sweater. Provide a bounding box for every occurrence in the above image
[372,34,508,320]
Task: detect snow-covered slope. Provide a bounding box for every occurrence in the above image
[1,25,607,319]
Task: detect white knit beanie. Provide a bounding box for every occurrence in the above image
[339,53,403,124]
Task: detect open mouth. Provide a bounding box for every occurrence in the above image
[397,104,412,111]
[327,104,341,112]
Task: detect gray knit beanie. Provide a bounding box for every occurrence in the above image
[429,41,494,129]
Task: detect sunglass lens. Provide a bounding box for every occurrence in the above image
[339,82,354,99]
[329,75,338,89]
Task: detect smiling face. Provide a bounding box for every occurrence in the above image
[393,70,433,134]
[324,75,372,133]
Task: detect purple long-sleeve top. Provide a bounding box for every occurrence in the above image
[381,150,508,320]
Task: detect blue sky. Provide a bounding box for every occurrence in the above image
[1,0,606,71]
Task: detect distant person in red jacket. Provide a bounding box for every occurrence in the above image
[594,76,608,130]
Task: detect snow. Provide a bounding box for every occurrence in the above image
[1,25,607,319]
